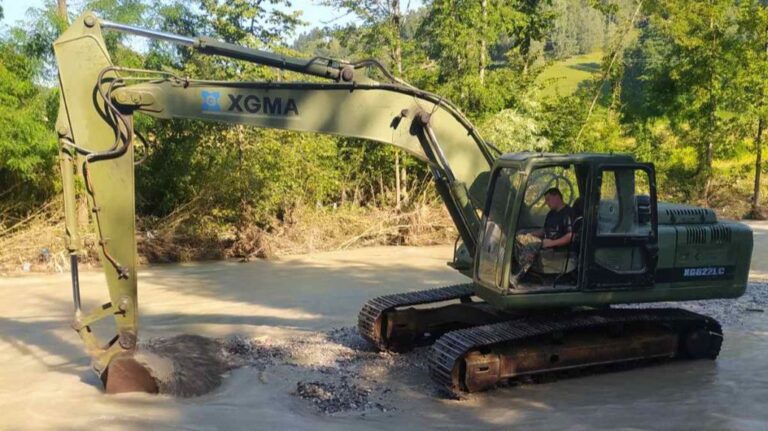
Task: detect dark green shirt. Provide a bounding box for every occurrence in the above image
[544,205,574,240]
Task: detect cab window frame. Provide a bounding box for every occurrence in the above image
[475,163,524,290]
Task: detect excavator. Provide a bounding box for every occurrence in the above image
[53,12,753,395]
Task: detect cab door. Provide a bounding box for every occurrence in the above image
[475,166,523,292]
[581,163,658,290]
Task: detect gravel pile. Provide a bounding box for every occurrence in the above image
[215,326,412,414]
[220,335,289,371]
[295,379,385,414]
[621,281,767,327]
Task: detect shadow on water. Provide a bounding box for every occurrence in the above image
[0,314,97,385]
[138,252,465,332]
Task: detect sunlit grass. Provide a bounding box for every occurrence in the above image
[536,51,604,98]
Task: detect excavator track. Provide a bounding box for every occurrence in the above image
[429,307,723,395]
[358,283,476,351]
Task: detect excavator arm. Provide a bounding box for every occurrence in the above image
[53,12,494,391]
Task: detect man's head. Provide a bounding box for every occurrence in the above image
[544,188,565,211]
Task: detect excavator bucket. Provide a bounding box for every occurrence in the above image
[103,354,159,394]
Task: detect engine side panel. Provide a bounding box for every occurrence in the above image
[474,219,751,311]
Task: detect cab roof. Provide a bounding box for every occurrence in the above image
[498,152,638,165]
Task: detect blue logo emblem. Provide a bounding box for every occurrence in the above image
[201,91,221,112]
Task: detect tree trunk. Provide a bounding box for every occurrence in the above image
[704,9,717,204]
[752,37,768,218]
[378,175,386,207]
[390,0,403,76]
[390,0,405,210]
[401,164,408,205]
[479,0,487,84]
[237,127,247,222]
[752,118,764,218]
[394,150,401,210]
[57,0,68,21]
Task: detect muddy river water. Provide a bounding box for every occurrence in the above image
[1,222,766,430]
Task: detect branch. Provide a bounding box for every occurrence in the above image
[574,0,644,146]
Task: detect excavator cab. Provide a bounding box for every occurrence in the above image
[474,153,659,299]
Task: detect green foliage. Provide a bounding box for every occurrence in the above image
[639,0,734,196]
[727,0,768,130]
[533,0,768,210]
[536,87,624,154]
[607,0,763,202]
[85,0,146,24]
[481,107,552,152]
[3,0,767,237]
[620,24,675,121]
[199,0,305,46]
[0,42,58,213]
[320,1,407,70]
[131,0,337,232]
[547,0,604,59]
[9,4,67,81]
[292,27,351,59]
[137,123,340,223]
[414,0,554,117]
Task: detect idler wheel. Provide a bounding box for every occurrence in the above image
[681,328,720,360]
[102,354,159,394]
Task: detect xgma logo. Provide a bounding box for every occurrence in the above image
[201,91,221,112]
[201,91,299,116]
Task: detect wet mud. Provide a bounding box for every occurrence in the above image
[1,230,767,430]
[136,281,767,416]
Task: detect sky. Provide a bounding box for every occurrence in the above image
[0,0,424,41]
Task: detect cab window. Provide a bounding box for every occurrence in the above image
[596,168,652,236]
[477,168,521,285]
[518,165,578,231]
[593,167,654,274]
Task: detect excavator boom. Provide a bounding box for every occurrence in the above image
[54,12,492,389]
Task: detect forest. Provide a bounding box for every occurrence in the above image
[0,0,766,271]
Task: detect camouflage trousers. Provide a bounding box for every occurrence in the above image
[510,233,543,288]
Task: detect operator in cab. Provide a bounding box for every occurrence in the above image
[511,187,575,287]
[536,188,575,248]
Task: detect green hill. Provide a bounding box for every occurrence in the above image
[536,51,603,98]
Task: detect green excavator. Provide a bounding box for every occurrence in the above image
[53,12,753,395]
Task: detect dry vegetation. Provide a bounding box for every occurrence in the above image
[0,198,456,275]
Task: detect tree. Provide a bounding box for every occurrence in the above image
[199,0,304,46]
[0,42,58,217]
[57,0,68,20]
[482,108,552,153]
[319,0,421,209]
[417,0,553,117]
[546,0,604,59]
[135,0,344,259]
[643,0,735,202]
[729,0,768,218]
[292,27,350,59]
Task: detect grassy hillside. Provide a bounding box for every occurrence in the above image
[536,51,603,98]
